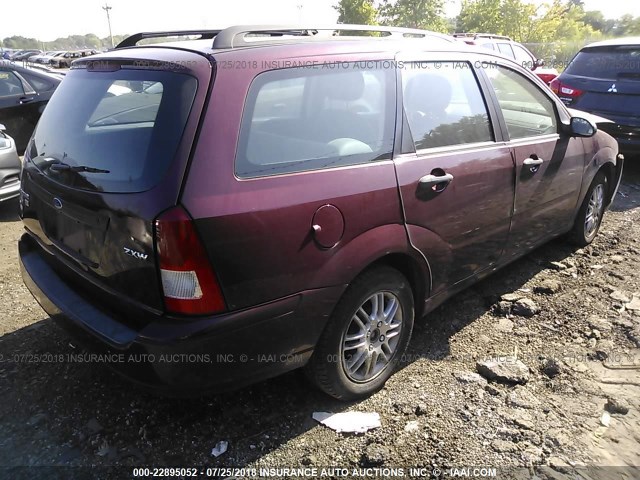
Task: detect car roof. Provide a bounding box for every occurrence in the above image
[76,24,541,77]
[583,37,640,49]
[112,24,457,55]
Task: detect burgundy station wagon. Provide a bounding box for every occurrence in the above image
[18,25,623,400]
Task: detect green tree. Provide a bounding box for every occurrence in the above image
[457,0,503,34]
[582,10,615,34]
[457,0,538,41]
[457,0,598,43]
[2,36,40,49]
[334,0,378,25]
[378,0,449,32]
[615,14,640,36]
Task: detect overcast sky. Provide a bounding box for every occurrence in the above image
[2,0,640,42]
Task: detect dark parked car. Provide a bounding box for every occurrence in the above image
[19,25,623,400]
[10,49,42,61]
[0,61,62,153]
[551,37,640,155]
[1,49,18,60]
[454,33,558,84]
[0,124,21,202]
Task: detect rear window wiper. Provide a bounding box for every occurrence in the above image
[50,162,110,174]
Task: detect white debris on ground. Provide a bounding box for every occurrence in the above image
[312,411,381,433]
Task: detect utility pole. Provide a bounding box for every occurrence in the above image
[102,3,114,49]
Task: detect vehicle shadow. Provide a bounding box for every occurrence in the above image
[407,236,581,362]
[0,198,20,222]
[0,317,353,471]
[0,237,583,473]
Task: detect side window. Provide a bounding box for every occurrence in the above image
[236,65,395,178]
[402,62,494,151]
[487,65,558,139]
[0,71,25,97]
[512,44,534,70]
[21,73,53,92]
[481,42,496,51]
[252,77,304,120]
[497,43,515,60]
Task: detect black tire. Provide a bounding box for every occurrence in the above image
[569,171,608,246]
[305,266,414,400]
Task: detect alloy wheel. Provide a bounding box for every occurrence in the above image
[341,291,403,382]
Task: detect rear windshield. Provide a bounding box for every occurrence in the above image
[29,69,197,193]
[565,46,640,79]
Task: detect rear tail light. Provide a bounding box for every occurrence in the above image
[536,73,557,85]
[550,78,584,99]
[155,206,226,315]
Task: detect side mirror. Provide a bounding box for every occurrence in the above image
[569,117,596,137]
[0,124,5,132]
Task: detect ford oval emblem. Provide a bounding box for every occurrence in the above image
[53,197,63,210]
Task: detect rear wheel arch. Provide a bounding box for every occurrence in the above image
[350,252,429,320]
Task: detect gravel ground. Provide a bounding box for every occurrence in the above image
[1,163,639,480]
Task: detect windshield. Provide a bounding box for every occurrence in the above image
[565,45,640,79]
[29,68,197,193]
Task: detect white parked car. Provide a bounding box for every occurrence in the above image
[30,51,66,65]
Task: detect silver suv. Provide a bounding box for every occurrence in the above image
[454,33,558,84]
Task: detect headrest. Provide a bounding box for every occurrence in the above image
[319,71,365,101]
[405,73,452,113]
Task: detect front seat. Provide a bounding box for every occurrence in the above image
[312,71,373,145]
[404,73,453,149]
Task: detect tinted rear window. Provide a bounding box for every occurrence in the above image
[565,46,640,78]
[29,69,197,193]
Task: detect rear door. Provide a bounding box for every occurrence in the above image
[393,57,515,295]
[482,63,584,255]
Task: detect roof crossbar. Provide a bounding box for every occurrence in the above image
[116,30,223,48]
[212,24,450,49]
[453,32,513,41]
[116,25,452,51]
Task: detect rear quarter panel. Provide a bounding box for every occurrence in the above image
[181,49,420,311]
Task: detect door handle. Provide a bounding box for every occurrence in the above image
[523,156,543,173]
[19,96,34,104]
[523,157,544,166]
[419,173,454,186]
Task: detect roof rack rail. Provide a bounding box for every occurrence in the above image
[453,32,512,41]
[116,30,223,49]
[212,24,451,49]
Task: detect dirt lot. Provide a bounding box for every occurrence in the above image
[1,163,639,480]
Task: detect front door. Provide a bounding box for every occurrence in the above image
[394,60,516,295]
[483,64,584,256]
[0,69,38,151]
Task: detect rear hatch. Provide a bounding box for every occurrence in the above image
[20,52,210,317]
[560,44,640,127]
